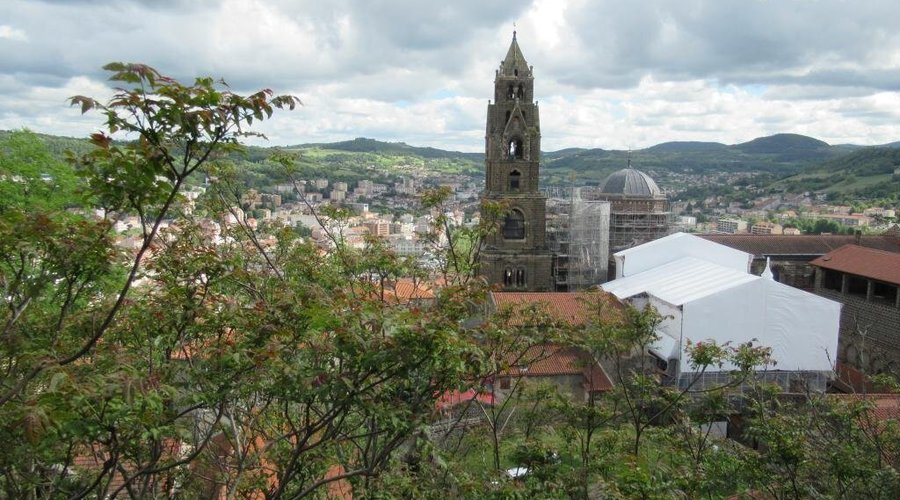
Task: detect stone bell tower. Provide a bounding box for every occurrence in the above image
[479,32,553,291]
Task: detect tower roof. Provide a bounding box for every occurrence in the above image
[599,168,663,197]
[500,32,530,76]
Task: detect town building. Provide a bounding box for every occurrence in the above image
[716,217,748,234]
[489,291,618,400]
[811,245,900,376]
[591,166,670,254]
[479,33,553,291]
[750,221,783,235]
[699,232,900,290]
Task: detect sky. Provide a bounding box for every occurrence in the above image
[3,0,900,152]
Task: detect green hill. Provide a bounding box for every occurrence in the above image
[772,147,900,200]
[294,137,483,162]
[646,141,728,153]
[733,133,835,163]
[0,130,84,212]
[5,129,900,201]
[735,133,829,153]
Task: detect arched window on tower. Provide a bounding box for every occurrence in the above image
[504,268,514,286]
[517,86,524,99]
[508,138,524,160]
[508,169,521,191]
[507,85,515,99]
[502,210,525,240]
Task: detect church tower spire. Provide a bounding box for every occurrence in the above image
[479,33,553,291]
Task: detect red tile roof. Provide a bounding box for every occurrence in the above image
[829,394,900,426]
[381,278,436,302]
[810,244,900,285]
[501,344,613,392]
[325,465,354,500]
[832,361,876,394]
[435,389,495,409]
[490,291,626,326]
[700,233,900,257]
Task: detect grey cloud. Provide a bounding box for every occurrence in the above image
[5,0,900,149]
[763,85,875,101]
[548,0,900,94]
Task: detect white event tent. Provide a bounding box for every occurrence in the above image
[601,233,841,390]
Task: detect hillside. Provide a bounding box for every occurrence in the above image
[4,130,899,200]
[735,133,829,153]
[293,137,483,162]
[539,133,846,186]
[646,141,728,153]
[772,147,900,200]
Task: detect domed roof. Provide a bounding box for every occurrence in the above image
[599,168,662,197]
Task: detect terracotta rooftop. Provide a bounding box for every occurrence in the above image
[700,233,900,257]
[829,394,900,431]
[381,277,436,303]
[490,291,626,326]
[810,244,900,285]
[832,361,877,394]
[501,344,613,392]
[435,389,495,409]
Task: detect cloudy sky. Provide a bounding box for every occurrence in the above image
[3,0,900,152]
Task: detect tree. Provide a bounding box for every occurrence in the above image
[0,129,82,213]
[0,63,503,498]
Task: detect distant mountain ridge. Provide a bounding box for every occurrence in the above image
[4,130,898,198]
[646,141,728,152]
[734,133,830,153]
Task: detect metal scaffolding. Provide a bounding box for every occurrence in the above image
[608,210,671,253]
[547,188,610,291]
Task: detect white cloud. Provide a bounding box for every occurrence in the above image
[3,0,900,151]
[0,25,27,41]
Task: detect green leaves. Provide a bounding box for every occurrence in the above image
[0,64,303,496]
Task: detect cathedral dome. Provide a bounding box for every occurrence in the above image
[599,168,662,197]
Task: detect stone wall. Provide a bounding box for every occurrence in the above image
[815,287,900,376]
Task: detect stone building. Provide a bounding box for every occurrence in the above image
[700,232,900,290]
[479,33,553,291]
[811,245,900,376]
[489,291,619,400]
[591,166,670,254]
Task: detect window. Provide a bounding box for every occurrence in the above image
[847,275,867,298]
[504,268,514,286]
[823,269,842,291]
[515,268,526,287]
[508,138,524,159]
[509,169,521,190]
[505,110,511,123]
[502,210,525,239]
[872,281,898,306]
